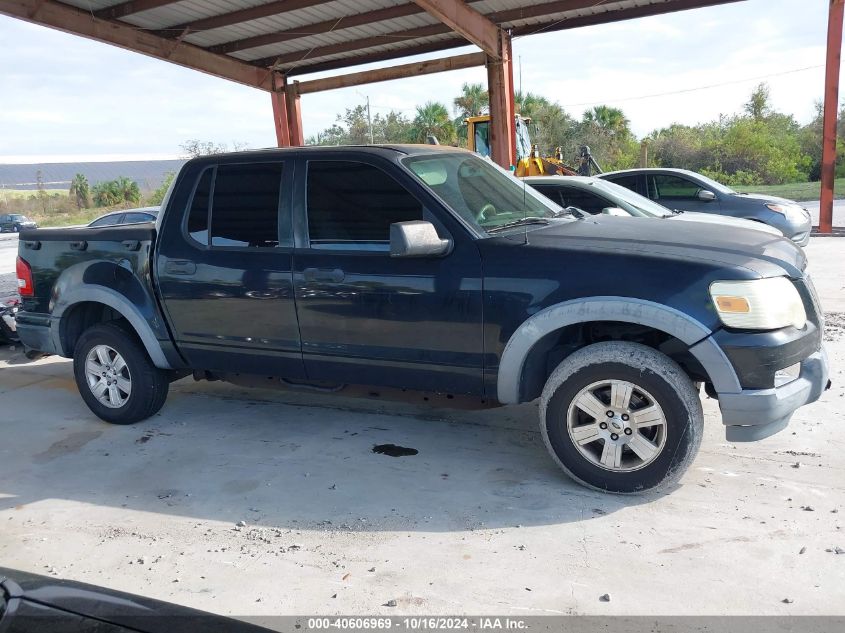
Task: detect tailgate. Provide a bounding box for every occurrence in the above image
[17,223,156,315]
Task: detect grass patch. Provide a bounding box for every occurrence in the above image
[31,208,109,228]
[733,179,845,202]
[0,188,66,200]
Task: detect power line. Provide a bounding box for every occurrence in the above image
[561,64,824,108]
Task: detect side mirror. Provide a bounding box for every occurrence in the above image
[601,207,630,217]
[390,221,451,258]
[697,189,716,201]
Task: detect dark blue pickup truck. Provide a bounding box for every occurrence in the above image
[15,146,830,493]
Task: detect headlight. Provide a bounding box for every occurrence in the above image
[765,203,804,218]
[710,277,806,330]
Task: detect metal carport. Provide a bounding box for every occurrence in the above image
[0,0,840,231]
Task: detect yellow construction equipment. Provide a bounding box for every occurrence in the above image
[465,114,579,177]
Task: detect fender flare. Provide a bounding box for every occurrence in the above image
[52,285,172,369]
[496,296,741,404]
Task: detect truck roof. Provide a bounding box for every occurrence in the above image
[185,144,468,166]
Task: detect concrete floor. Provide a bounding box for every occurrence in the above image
[0,236,843,620]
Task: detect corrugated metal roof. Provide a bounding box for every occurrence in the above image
[34,0,741,78]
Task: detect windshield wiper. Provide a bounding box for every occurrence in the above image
[486,217,550,233]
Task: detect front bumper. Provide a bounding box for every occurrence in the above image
[718,345,830,441]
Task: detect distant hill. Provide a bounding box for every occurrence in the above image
[0,159,186,191]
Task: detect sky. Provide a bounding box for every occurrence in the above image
[0,0,840,163]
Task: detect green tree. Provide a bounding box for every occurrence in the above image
[68,173,89,209]
[453,82,488,119]
[578,106,638,170]
[307,106,413,145]
[147,172,174,206]
[744,83,771,121]
[514,91,550,118]
[411,102,456,144]
[92,177,141,207]
[582,105,631,139]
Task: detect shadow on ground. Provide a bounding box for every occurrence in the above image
[0,348,664,532]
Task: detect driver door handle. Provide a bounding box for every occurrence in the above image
[303,267,345,283]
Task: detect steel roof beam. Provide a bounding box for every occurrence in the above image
[296,51,485,93]
[284,38,467,75]
[94,0,182,20]
[411,0,501,58]
[155,0,336,37]
[258,0,610,69]
[0,0,272,89]
[209,2,433,55]
[273,0,742,73]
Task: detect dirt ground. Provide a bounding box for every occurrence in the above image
[0,237,843,621]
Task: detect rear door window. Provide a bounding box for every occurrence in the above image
[123,212,154,224]
[186,163,285,248]
[90,214,124,227]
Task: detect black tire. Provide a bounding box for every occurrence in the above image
[540,341,703,494]
[72,322,169,424]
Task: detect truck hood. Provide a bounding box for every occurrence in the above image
[520,215,806,278]
[669,211,783,236]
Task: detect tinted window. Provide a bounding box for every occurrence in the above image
[187,169,212,245]
[606,174,640,194]
[532,186,565,207]
[123,212,154,224]
[210,163,282,248]
[560,189,611,214]
[650,174,700,200]
[90,214,123,227]
[307,161,422,244]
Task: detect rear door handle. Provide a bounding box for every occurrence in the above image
[164,260,196,275]
[303,267,345,283]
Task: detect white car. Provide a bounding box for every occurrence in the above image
[525,176,783,237]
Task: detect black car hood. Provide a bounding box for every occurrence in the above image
[516,215,806,278]
[0,567,270,633]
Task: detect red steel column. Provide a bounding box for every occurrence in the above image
[285,80,305,146]
[820,0,844,234]
[486,30,516,169]
[270,72,291,147]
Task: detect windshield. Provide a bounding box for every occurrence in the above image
[592,180,674,218]
[402,153,569,234]
[9,215,27,221]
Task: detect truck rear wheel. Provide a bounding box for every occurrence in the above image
[72,322,169,424]
[540,341,703,494]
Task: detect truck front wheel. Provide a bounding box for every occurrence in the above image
[72,322,169,424]
[540,341,703,494]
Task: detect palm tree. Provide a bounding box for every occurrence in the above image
[453,83,488,119]
[411,102,456,144]
[514,91,550,119]
[582,105,630,139]
[68,173,89,209]
[115,177,141,205]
